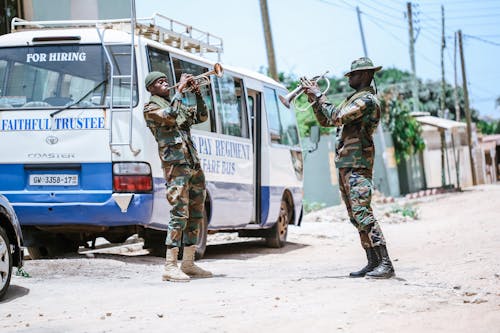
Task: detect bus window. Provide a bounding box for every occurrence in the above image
[277,90,300,147]
[263,87,281,143]
[0,44,137,109]
[264,87,300,147]
[213,75,249,138]
[172,58,214,132]
[147,47,175,88]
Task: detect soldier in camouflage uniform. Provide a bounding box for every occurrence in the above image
[143,71,212,282]
[303,57,395,279]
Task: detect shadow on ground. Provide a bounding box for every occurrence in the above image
[203,240,308,260]
[0,285,30,303]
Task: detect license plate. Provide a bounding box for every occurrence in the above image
[29,174,79,186]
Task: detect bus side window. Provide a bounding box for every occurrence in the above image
[213,75,249,138]
[172,58,214,133]
[247,95,255,136]
[263,87,281,144]
[263,87,300,147]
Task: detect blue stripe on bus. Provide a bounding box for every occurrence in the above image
[260,185,270,225]
[0,162,300,228]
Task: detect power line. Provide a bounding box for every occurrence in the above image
[360,10,406,30]
[464,34,500,47]
[442,13,500,20]
[425,6,500,14]
[358,0,403,18]
[362,14,408,49]
[316,0,353,11]
[416,0,500,4]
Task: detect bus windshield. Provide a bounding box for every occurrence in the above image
[0,44,137,109]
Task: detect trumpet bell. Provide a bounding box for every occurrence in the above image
[279,93,293,108]
[278,71,330,111]
[213,63,224,78]
[279,85,305,109]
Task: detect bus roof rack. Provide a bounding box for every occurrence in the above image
[11,13,223,58]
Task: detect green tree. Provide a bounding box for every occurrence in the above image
[382,98,425,163]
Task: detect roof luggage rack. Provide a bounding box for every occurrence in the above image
[11,13,223,59]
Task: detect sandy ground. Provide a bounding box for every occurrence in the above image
[1,184,499,333]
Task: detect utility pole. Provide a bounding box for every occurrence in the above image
[439,5,446,187]
[440,5,446,117]
[407,2,419,113]
[453,32,461,122]
[452,31,461,189]
[259,0,278,81]
[356,4,392,195]
[356,6,368,57]
[458,30,477,186]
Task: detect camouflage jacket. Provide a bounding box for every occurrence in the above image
[312,87,380,169]
[143,93,208,166]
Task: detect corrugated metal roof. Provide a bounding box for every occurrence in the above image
[415,116,467,130]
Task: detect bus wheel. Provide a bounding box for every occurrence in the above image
[266,199,291,248]
[195,210,208,260]
[0,226,13,300]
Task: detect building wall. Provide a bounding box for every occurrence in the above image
[420,126,475,189]
[303,134,340,207]
[303,129,399,207]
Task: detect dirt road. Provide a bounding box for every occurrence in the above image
[1,185,500,333]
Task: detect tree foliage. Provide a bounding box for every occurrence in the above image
[382,98,425,163]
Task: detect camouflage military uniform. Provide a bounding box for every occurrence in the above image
[312,87,386,249]
[143,93,208,248]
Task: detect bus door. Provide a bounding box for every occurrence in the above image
[246,89,263,225]
[207,73,253,228]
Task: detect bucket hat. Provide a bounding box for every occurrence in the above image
[344,57,382,77]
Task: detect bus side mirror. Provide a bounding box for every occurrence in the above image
[308,125,320,153]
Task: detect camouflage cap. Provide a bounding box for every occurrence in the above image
[344,57,382,77]
[145,71,167,88]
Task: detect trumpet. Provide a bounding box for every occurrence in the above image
[279,71,330,111]
[169,62,224,92]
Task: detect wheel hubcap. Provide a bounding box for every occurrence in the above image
[0,236,9,289]
[279,202,289,240]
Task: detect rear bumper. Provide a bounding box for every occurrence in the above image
[9,192,153,226]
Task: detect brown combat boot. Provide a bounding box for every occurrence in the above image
[180,245,213,278]
[162,247,190,282]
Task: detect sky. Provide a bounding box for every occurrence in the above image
[136,0,500,119]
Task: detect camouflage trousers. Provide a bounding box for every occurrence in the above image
[163,164,206,248]
[338,167,386,249]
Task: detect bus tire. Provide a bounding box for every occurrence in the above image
[194,210,209,260]
[266,199,291,248]
[0,226,13,300]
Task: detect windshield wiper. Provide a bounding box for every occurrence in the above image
[50,79,108,118]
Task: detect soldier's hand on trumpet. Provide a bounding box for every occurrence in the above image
[176,73,193,94]
[176,73,203,95]
[300,77,323,104]
[188,79,202,95]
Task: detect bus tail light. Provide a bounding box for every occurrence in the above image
[113,162,152,192]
